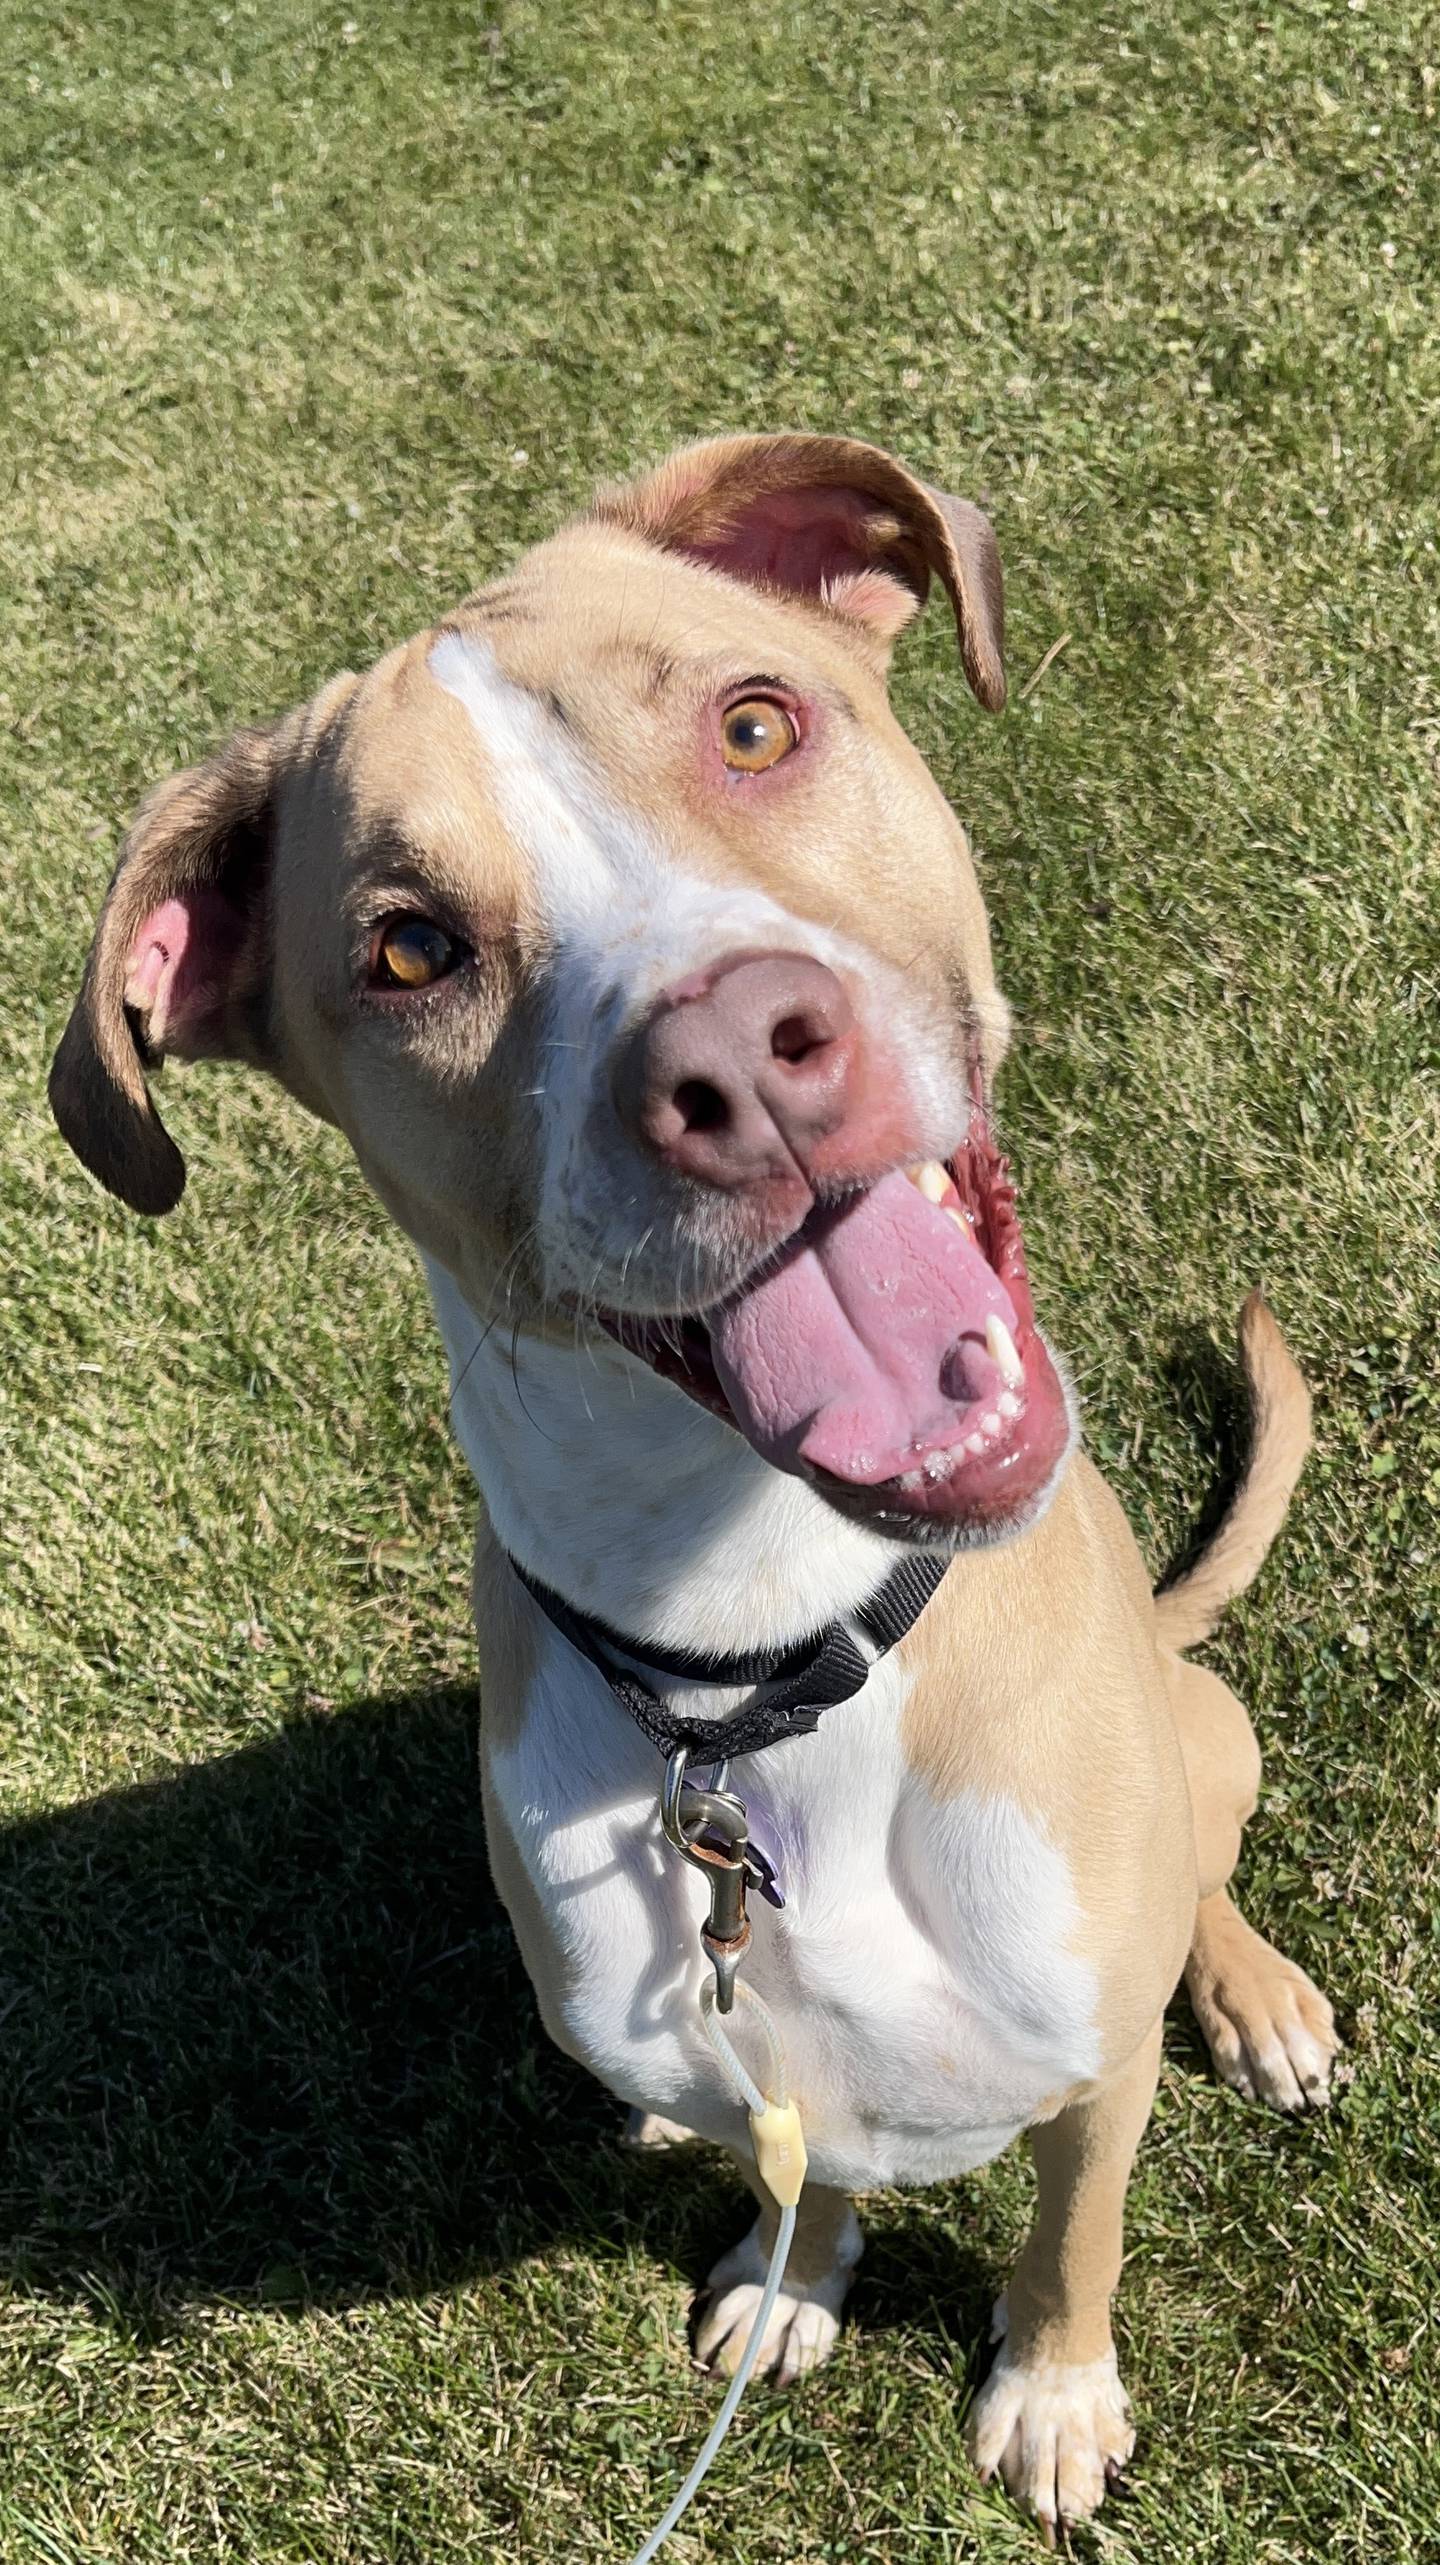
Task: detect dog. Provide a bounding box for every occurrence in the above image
[50,434,1339,2531]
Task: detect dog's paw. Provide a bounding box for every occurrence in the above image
[621,2108,698,2150]
[694,2216,858,2389]
[1187,1905,1339,2112]
[969,2326,1134,2532]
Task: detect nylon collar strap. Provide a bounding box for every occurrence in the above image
[507,1549,950,1762]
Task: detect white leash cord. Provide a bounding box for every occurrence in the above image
[697,1976,786,2117]
[625,1982,804,2564]
[626,2201,797,2565]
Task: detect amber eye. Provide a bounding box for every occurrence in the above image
[720,697,798,774]
[370,916,461,991]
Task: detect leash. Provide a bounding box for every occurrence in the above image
[623,1753,809,2562]
[506,1552,948,2558]
[626,1968,806,2565]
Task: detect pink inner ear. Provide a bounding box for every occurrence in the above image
[820,568,920,642]
[687,484,915,634]
[123,890,247,1050]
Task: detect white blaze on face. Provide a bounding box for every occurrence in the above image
[428,628,798,1014]
[426,629,969,1311]
[430,630,660,985]
[428,630,805,1294]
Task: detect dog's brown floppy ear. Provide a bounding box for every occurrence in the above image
[592,432,1006,710]
[48,722,281,1214]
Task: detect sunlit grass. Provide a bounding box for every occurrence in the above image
[3,1,1436,2556]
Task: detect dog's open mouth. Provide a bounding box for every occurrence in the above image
[603,1102,1072,1538]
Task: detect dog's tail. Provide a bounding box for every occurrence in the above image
[1153,1291,1312,1654]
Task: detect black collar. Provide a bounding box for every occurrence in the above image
[507,1549,950,1762]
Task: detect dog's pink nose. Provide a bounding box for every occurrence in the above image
[616,950,861,1189]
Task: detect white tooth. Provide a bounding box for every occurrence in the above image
[998,1390,1022,1420]
[915,1161,949,1203]
[981,1412,1002,1438]
[964,1432,986,1455]
[985,1313,1024,1389]
[945,1207,968,1232]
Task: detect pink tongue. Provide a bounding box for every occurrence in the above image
[710,1170,1019,1485]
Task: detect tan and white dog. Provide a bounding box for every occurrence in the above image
[50,435,1338,2531]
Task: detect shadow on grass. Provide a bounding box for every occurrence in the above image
[1153,1320,1251,1596]
[0,1690,733,2327]
[0,1689,1000,2347]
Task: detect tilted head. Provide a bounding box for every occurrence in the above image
[50,433,1073,1545]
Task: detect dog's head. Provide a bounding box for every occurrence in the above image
[51,433,1072,1545]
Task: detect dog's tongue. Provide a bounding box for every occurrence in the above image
[709,1170,1019,1486]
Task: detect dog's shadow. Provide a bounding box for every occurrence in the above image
[1155,1321,1251,1593]
[0,1690,680,2326]
[0,1689,998,2345]
[1,1306,1253,2346]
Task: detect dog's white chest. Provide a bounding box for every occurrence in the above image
[490,1625,1101,2191]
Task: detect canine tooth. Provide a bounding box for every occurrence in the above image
[985,1313,1024,1389]
[914,1160,950,1203]
[964,1432,986,1456]
[997,1390,1022,1420]
[981,1412,1002,1438]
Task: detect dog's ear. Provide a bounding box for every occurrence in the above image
[48,721,282,1214]
[592,432,1006,709]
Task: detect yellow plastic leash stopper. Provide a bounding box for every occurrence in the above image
[748,2098,808,2208]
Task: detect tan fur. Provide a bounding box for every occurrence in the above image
[1165,1656,1262,1901]
[48,435,1335,2531]
[49,497,1009,1276]
[900,1458,1196,2075]
[967,2021,1161,2525]
[1154,1290,1312,1652]
[450,522,1008,1070]
[48,719,285,1211]
[1185,1891,1338,2112]
[591,431,1006,709]
[1005,2018,1164,2373]
[894,1294,1328,2516]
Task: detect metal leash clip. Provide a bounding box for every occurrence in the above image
[661,1745,755,2012]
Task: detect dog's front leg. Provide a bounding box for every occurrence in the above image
[969,2018,1162,2533]
[695,2171,863,2389]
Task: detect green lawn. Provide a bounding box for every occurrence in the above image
[3,1,1437,2556]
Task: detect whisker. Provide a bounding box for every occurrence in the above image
[445,1226,540,1414]
[507,1313,558,1442]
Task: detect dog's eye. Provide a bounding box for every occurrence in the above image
[370,916,461,990]
[720,698,798,774]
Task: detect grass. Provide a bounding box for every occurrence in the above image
[2,0,1437,2554]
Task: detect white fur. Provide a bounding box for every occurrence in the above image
[417,638,1096,2200]
[427,1253,905,1653]
[426,630,967,1313]
[428,1263,1099,2193]
[696,2206,863,2384]
[969,2331,1134,2524]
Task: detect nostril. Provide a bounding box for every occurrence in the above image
[672,1077,730,1135]
[770,1012,830,1066]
